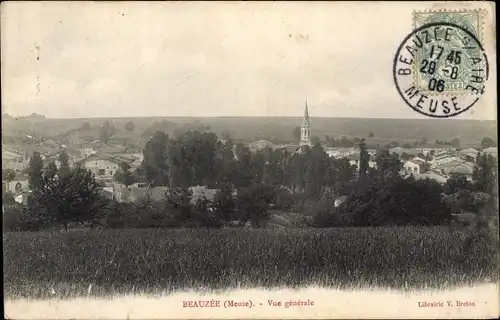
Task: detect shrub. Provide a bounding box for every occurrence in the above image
[322,177,451,227]
[3,204,45,231]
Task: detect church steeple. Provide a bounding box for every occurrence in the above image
[300,96,311,146]
[303,96,310,125]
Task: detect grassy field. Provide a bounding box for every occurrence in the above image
[3,226,498,300]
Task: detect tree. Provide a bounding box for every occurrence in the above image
[113,162,136,187]
[310,197,346,227]
[45,161,58,180]
[3,190,16,205]
[419,137,428,146]
[445,173,469,194]
[192,197,223,228]
[162,187,194,226]
[28,152,44,191]
[214,139,237,184]
[358,139,370,180]
[99,120,116,142]
[125,121,136,132]
[375,149,402,181]
[59,150,70,177]
[330,157,356,193]
[235,183,275,227]
[311,135,321,145]
[168,131,219,188]
[80,122,91,130]
[481,137,496,149]
[262,148,285,187]
[473,153,497,196]
[292,126,301,141]
[221,131,232,142]
[450,137,460,148]
[402,143,413,149]
[31,167,108,230]
[3,169,16,182]
[142,131,170,186]
[303,144,331,198]
[400,152,412,161]
[368,132,375,139]
[213,183,236,222]
[340,177,450,227]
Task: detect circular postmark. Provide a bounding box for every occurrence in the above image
[393,22,489,118]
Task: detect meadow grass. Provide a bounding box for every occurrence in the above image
[3,226,498,300]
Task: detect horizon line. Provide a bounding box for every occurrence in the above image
[4,114,497,122]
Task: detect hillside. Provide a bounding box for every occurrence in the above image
[2,116,497,148]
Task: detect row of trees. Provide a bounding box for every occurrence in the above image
[141,131,360,195]
[3,128,498,231]
[81,120,136,133]
[105,183,284,229]
[83,119,214,144]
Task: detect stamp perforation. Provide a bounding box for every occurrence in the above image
[410,8,487,97]
[394,19,489,118]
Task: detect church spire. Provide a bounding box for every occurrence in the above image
[300,95,311,146]
[304,95,309,120]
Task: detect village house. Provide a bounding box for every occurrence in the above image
[2,173,30,194]
[433,148,458,158]
[249,140,276,152]
[458,148,479,163]
[79,153,131,186]
[432,156,460,168]
[63,143,98,162]
[324,147,358,158]
[347,154,377,171]
[100,144,143,156]
[416,144,455,156]
[402,159,427,175]
[79,147,97,159]
[26,139,63,158]
[2,149,25,163]
[482,147,498,158]
[14,190,32,205]
[324,147,376,160]
[2,149,28,171]
[434,160,475,181]
[413,171,448,184]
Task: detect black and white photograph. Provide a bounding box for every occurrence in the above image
[2,1,498,319]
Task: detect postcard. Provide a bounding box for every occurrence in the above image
[2,1,498,319]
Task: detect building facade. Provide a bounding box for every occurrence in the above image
[79,154,123,186]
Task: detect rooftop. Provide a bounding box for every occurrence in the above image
[414,172,448,184]
[459,148,479,155]
[482,147,497,153]
[79,153,134,165]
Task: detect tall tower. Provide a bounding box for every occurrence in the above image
[300,97,311,146]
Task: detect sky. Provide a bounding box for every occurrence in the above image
[1,1,496,119]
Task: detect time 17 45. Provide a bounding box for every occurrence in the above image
[419,45,462,91]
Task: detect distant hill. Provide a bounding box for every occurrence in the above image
[2,116,497,149]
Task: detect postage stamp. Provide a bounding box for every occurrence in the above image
[393,9,489,118]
